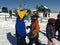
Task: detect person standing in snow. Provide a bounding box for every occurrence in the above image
[27,11,40,45]
[9,10,12,18]
[55,12,60,41]
[46,18,56,45]
[15,10,27,45]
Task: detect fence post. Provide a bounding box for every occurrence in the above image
[40,17,42,23]
[5,15,7,21]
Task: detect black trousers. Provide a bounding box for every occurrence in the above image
[17,37,26,45]
[58,29,60,40]
[28,37,39,45]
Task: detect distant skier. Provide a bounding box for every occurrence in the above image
[27,11,40,45]
[43,12,47,17]
[55,12,60,41]
[46,18,56,45]
[9,10,12,18]
[15,10,27,45]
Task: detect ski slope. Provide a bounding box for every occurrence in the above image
[0,13,60,45]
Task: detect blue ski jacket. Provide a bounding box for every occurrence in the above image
[15,18,26,39]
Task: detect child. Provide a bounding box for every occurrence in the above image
[46,18,56,45]
[55,13,60,41]
[9,10,12,18]
[27,11,40,45]
[15,10,27,45]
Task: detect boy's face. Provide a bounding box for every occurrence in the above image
[31,15,38,22]
[31,17,37,22]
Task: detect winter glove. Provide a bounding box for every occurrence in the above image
[26,26,31,29]
[26,32,32,36]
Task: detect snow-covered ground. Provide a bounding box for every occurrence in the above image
[0,13,60,45]
[39,12,58,19]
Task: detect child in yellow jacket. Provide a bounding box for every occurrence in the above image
[16,10,27,45]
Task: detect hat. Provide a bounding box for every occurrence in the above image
[48,18,55,23]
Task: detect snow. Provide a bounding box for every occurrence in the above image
[0,13,60,45]
[44,5,48,9]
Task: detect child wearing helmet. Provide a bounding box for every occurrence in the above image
[27,11,40,45]
[46,18,56,45]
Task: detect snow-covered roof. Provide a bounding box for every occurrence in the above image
[40,5,48,9]
[44,5,48,9]
[30,9,36,12]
